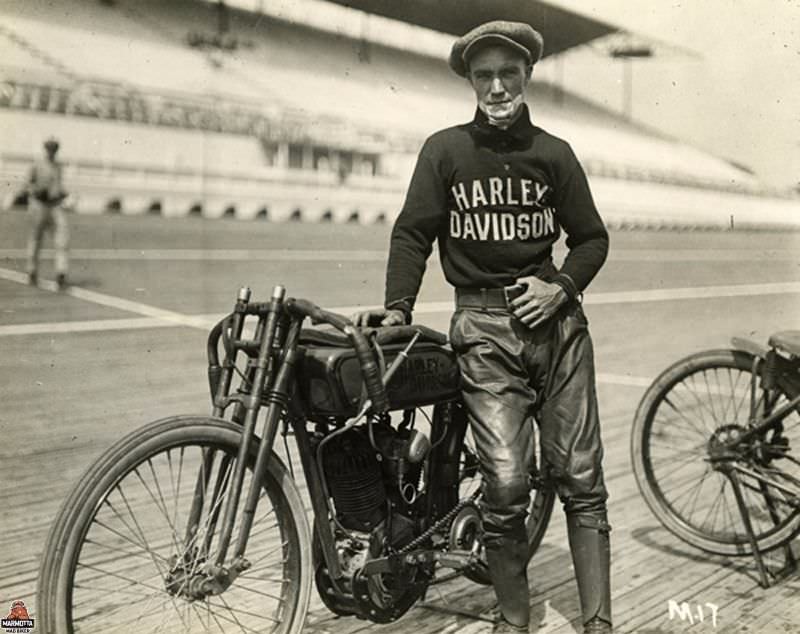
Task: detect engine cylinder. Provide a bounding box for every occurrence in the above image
[322,429,387,531]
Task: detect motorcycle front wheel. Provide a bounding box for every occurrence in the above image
[37,416,312,634]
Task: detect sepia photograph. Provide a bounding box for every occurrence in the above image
[1,1,798,632]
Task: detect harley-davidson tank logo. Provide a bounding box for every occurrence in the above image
[388,354,459,396]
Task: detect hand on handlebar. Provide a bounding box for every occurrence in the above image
[351,308,407,328]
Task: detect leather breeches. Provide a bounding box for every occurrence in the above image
[449,302,608,545]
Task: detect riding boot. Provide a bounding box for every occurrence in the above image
[566,512,612,633]
[485,538,530,630]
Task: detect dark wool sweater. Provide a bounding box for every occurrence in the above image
[384,105,609,314]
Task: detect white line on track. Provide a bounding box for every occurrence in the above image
[67,286,213,329]
[1,247,797,262]
[0,248,389,261]
[3,265,796,389]
[2,264,799,338]
[0,316,178,336]
[0,267,213,330]
[595,373,653,388]
[584,281,800,305]
[332,281,800,315]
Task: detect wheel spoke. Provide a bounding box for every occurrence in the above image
[659,395,708,438]
[73,580,162,599]
[75,560,166,594]
[208,596,259,633]
[191,600,228,634]
[684,375,717,428]
[248,538,288,567]
[208,596,281,625]
[89,516,151,555]
[141,458,183,551]
[115,485,169,579]
[74,597,174,633]
[233,582,287,603]
[81,535,168,564]
[721,485,742,537]
[169,447,186,543]
[653,446,702,477]
[677,465,713,518]
[699,477,728,532]
[657,470,718,508]
[703,370,719,424]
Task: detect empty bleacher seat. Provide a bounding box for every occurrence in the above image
[1,0,795,230]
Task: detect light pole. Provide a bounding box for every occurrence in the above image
[610,45,652,121]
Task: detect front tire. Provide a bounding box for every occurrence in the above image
[38,416,312,633]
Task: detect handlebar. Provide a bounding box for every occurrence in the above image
[286,298,350,332]
[285,298,390,413]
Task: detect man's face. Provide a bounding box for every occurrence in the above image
[467,45,531,124]
[45,144,59,160]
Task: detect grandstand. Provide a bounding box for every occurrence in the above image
[1,0,798,228]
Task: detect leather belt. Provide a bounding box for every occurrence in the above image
[455,286,524,310]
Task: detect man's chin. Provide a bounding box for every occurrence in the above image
[486,106,514,120]
[489,110,516,124]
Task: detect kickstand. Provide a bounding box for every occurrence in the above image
[757,475,799,583]
[776,542,798,580]
[727,470,771,588]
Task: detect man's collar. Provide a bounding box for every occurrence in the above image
[471,104,535,142]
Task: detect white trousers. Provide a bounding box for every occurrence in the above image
[26,200,69,275]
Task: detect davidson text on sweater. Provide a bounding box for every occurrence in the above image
[449,176,556,241]
[450,208,556,241]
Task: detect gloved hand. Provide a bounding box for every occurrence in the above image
[509,276,567,329]
[351,308,407,327]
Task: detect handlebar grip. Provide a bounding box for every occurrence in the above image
[320,310,350,332]
[286,297,319,319]
[347,326,390,413]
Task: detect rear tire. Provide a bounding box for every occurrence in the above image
[37,416,312,633]
[631,350,800,556]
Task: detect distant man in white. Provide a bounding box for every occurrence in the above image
[27,137,69,289]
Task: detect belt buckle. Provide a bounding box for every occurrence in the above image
[504,284,524,308]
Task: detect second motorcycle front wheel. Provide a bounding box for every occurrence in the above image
[37,416,312,634]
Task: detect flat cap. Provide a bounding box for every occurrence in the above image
[43,136,59,149]
[449,20,544,77]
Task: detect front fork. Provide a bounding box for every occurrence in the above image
[177,285,296,597]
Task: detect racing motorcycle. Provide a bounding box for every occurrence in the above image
[37,285,555,633]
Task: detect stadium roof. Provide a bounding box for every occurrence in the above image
[322,0,619,57]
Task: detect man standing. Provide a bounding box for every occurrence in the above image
[27,137,69,289]
[355,21,612,634]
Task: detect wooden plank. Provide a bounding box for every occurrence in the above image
[2,220,799,632]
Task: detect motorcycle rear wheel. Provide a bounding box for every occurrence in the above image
[456,439,556,585]
[37,416,312,634]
